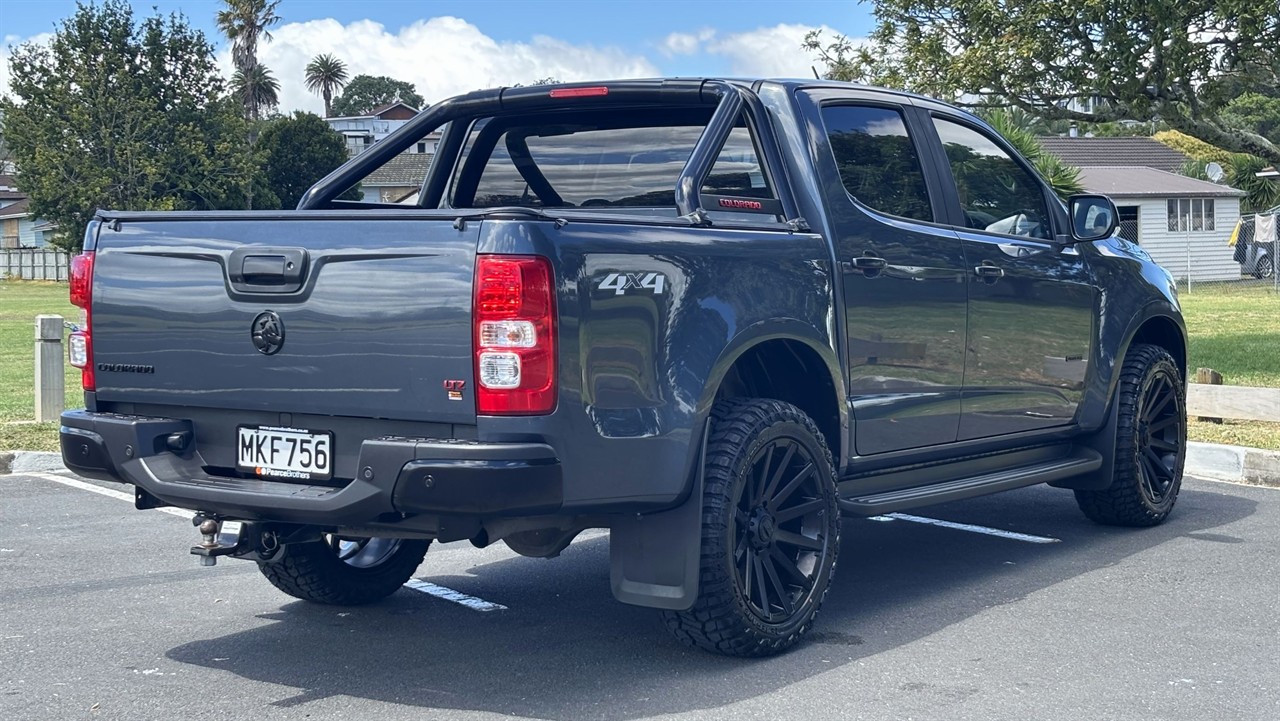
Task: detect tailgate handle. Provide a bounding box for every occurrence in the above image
[229,248,308,294]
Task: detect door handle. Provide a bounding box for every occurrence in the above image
[850,255,887,271]
[974,264,1004,279]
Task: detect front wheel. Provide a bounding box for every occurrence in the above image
[1075,344,1186,527]
[258,535,430,605]
[662,398,841,657]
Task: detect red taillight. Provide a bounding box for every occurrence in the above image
[473,255,556,415]
[548,86,609,98]
[69,251,95,391]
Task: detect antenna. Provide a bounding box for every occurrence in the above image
[1206,162,1225,183]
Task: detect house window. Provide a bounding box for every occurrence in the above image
[1117,206,1140,244]
[1167,198,1215,232]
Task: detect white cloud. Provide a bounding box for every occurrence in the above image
[706,23,850,78]
[239,17,662,114]
[660,29,717,57]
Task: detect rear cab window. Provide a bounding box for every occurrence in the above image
[446,108,780,223]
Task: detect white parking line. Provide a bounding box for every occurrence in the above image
[24,471,510,610]
[867,512,1060,544]
[402,579,508,611]
[28,472,194,519]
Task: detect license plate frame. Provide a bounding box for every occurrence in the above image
[236,425,334,481]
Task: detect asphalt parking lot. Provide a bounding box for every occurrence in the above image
[2,470,1277,721]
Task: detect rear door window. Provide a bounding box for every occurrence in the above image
[820,105,934,222]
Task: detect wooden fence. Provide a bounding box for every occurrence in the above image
[1,249,69,281]
[1186,384,1280,423]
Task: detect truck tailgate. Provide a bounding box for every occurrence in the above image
[91,216,479,425]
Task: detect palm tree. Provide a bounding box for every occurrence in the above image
[216,0,282,74]
[305,54,349,118]
[232,64,280,122]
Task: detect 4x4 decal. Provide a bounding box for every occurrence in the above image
[597,272,666,296]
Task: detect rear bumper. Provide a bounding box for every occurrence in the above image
[59,409,562,524]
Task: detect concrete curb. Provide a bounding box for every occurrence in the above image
[1186,442,1280,488]
[4,445,1279,487]
[0,450,66,475]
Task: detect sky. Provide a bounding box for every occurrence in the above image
[0,0,875,115]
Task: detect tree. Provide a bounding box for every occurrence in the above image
[215,0,280,73]
[806,2,1280,164]
[979,109,1083,198]
[0,1,254,249]
[256,112,351,209]
[305,53,349,117]
[231,63,280,121]
[1223,93,1280,145]
[329,74,424,116]
[216,0,281,120]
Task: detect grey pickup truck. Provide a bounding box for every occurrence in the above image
[60,78,1187,657]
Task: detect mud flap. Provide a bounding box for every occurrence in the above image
[608,421,708,610]
[1051,389,1119,491]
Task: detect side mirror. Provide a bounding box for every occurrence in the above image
[1068,194,1119,242]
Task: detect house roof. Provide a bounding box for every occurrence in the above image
[326,101,421,122]
[1039,137,1191,173]
[368,102,420,117]
[363,152,433,187]
[0,173,24,199]
[1077,166,1246,198]
[0,197,31,218]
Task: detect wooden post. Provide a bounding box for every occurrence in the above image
[1193,367,1223,424]
[34,315,65,423]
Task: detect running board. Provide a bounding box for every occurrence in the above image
[838,448,1103,517]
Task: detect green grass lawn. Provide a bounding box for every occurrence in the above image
[1,281,80,453]
[2,280,1278,452]
[1181,285,1280,388]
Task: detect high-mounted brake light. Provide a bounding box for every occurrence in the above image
[548,86,609,99]
[68,251,95,391]
[473,255,556,415]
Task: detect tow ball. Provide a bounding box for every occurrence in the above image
[189,514,247,566]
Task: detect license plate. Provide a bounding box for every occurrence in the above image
[237,425,333,481]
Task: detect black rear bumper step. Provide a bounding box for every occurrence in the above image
[59,409,562,524]
[838,448,1103,516]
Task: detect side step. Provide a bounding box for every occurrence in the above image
[838,447,1103,517]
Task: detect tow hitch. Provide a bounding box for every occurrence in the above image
[190,515,246,566]
[189,516,318,566]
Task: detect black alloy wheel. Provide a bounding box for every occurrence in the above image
[733,435,830,623]
[1134,369,1184,506]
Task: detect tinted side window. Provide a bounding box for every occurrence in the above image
[821,105,933,222]
[932,117,1052,240]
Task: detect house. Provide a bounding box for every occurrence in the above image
[324,102,439,203]
[0,174,54,248]
[1040,137,1247,282]
[1078,167,1246,282]
[361,152,433,204]
[324,102,439,157]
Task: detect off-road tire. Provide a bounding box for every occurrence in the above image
[258,536,430,605]
[1075,344,1186,527]
[662,398,840,657]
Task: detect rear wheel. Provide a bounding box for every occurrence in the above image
[1075,344,1185,526]
[662,398,840,657]
[258,534,429,605]
[1255,254,1274,280]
